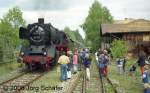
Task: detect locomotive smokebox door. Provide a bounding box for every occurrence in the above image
[19,27,28,39]
[38,18,44,24]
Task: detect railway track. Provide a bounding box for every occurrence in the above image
[99,73,105,93]
[55,58,118,93]
[0,71,46,93]
[70,61,103,93]
[0,72,27,86]
[71,69,87,93]
[104,76,118,93]
[68,67,118,93]
[99,70,118,93]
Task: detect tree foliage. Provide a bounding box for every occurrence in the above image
[64,27,84,43]
[64,27,84,49]
[110,40,128,59]
[0,7,26,63]
[0,6,25,47]
[2,6,25,29]
[81,0,113,51]
[64,27,76,41]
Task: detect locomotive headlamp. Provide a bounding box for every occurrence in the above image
[21,52,24,56]
[43,52,47,56]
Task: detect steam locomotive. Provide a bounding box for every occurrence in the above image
[18,18,70,70]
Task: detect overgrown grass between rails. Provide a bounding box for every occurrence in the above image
[0,62,23,76]
[23,66,60,93]
[108,58,143,93]
[93,56,143,93]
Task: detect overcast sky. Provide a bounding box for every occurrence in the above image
[0,0,150,38]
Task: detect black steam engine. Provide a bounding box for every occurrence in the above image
[18,18,70,70]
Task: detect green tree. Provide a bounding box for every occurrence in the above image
[2,6,25,29]
[81,0,113,51]
[0,7,26,63]
[0,6,26,46]
[64,27,76,41]
[74,30,84,44]
[64,27,84,49]
[110,40,128,59]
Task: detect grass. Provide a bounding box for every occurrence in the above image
[0,62,23,84]
[23,66,61,93]
[105,83,114,93]
[0,62,22,76]
[108,58,143,93]
[0,56,145,93]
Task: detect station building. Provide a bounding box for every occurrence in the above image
[101,18,150,56]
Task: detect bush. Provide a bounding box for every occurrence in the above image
[110,40,128,59]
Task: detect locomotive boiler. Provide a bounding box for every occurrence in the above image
[18,18,70,70]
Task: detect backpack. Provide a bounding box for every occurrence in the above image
[83,59,91,68]
[80,52,86,60]
[98,54,105,63]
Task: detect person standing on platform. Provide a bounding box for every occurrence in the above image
[83,50,92,80]
[80,49,86,64]
[58,52,70,81]
[123,57,126,73]
[143,65,150,93]
[103,50,109,76]
[78,49,83,71]
[144,84,150,93]
[73,51,78,74]
[129,63,137,76]
[137,50,146,75]
[67,51,73,79]
[143,65,149,84]
[98,50,105,76]
[116,58,123,75]
[95,51,99,65]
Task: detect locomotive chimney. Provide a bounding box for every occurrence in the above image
[38,18,44,24]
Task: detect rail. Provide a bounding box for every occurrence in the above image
[97,61,118,93]
[99,72,118,93]
[0,72,27,86]
[81,68,87,93]
[0,71,47,93]
[99,70,106,93]
[105,76,118,93]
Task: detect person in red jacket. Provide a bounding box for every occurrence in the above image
[103,50,109,76]
[73,52,78,73]
[137,50,146,74]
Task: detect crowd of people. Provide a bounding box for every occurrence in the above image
[57,48,92,82]
[95,48,150,93]
[137,51,150,93]
[57,46,150,93]
[126,50,150,93]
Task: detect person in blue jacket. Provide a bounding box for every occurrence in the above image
[143,65,150,93]
[143,65,149,84]
[144,83,150,93]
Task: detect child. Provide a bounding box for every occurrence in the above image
[144,83,150,93]
[143,65,149,84]
[143,65,150,93]
[116,58,123,74]
[129,64,137,76]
